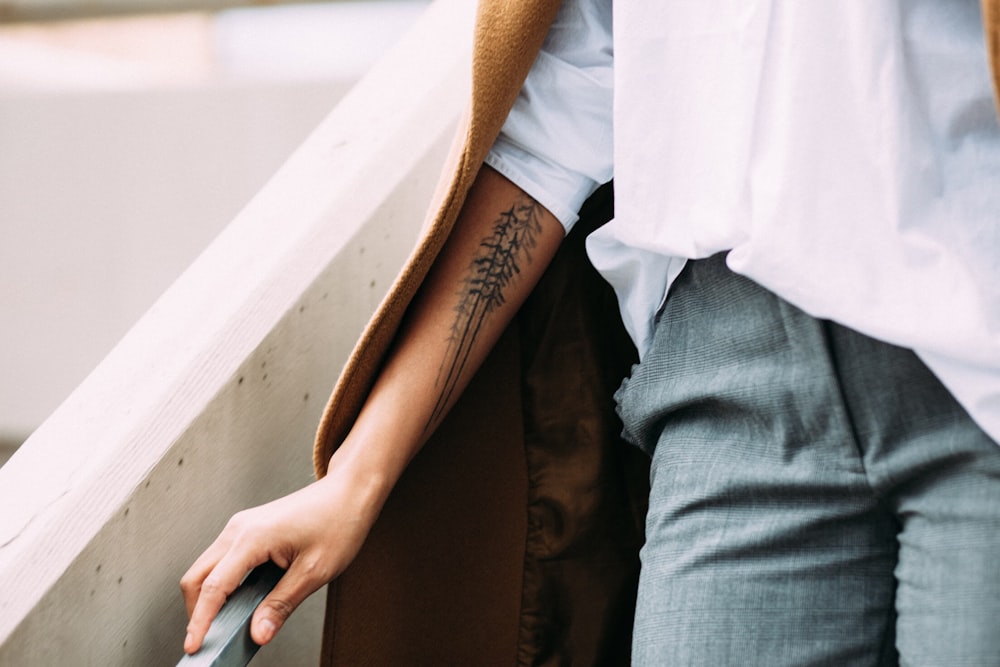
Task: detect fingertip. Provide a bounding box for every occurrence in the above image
[184,631,199,655]
[253,617,277,646]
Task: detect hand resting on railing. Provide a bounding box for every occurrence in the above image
[180,458,387,654]
[179,167,566,655]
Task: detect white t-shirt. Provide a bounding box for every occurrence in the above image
[485,0,1000,443]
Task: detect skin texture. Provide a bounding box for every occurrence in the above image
[180,166,565,654]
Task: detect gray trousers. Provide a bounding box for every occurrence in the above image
[615,253,1000,666]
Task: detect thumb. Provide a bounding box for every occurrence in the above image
[250,560,325,646]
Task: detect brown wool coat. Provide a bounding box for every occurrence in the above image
[313,2,1000,664]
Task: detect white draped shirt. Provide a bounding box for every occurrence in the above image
[485,0,1000,443]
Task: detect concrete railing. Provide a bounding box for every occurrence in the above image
[0,0,474,663]
[0,0,382,23]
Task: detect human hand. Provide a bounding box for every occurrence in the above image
[179,460,386,654]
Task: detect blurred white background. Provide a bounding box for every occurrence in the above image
[0,1,428,463]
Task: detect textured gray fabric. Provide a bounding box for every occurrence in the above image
[616,253,1000,666]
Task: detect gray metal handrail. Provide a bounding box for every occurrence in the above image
[176,562,284,667]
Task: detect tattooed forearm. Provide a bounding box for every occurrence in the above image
[425,195,543,431]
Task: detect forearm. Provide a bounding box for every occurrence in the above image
[333,165,565,504]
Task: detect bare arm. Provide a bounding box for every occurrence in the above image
[180,166,565,653]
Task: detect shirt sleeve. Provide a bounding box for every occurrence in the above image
[484,0,614,233]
